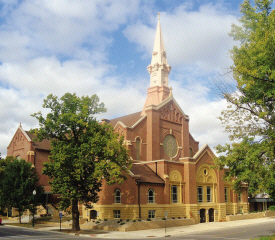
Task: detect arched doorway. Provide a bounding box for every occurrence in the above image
[200,209,206,223]
[209,208,214,222]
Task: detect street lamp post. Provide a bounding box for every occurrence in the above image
[32,190,36,227]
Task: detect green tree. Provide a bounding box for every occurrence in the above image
[215,138,272,196]
[215,0,275,196]
[0,157,44,223]
[31,93,131,231]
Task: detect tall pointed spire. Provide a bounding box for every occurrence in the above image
[141,14,172,116]
[147,13,171,87]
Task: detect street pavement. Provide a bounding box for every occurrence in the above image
[2,216,275,239]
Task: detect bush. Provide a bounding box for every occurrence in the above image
[104,219,107,221]
[95,221,100,224]
[133,219,136,222]
[269,205,275,211]
[147,218,151,221]
[120,222,125,225]
[162,218,166,220]
[126,219,129,222]
[138,219,141,222]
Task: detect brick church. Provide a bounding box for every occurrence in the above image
[7,17,248,223]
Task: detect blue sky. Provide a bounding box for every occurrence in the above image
[0,0,257,157]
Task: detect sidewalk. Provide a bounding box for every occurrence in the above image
[2,217,275,238]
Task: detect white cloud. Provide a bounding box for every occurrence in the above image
[1,0,140,60]
[123,3,238,72]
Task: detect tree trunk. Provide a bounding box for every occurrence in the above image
[72,199,80,231]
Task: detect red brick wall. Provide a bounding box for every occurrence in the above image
[7,128,32,160]
[34,150,51,188]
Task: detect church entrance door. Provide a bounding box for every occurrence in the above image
[200,209,206,223]
[209,208,214,222]
[90,210,97,219]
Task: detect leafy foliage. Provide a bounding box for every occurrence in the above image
[215,138,273,196]
[0,157,43,223]
[215,0,275,196]
[31,93,131,231]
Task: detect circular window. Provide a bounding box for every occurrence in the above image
[163,135,178,158]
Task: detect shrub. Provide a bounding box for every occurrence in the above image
[133,219,136,222]
[178,217,181,219]
[104,219,107,221]
[147,218,151,221]
[95,221,100,224]
[126,219,129,222]
[138,219,141,222]
[120,222,125,225]
[162,218,166,220]
[269,205,275,211]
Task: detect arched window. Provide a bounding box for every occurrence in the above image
[114,189,121,203]
[136,138,141,160]
[148,188,155,203]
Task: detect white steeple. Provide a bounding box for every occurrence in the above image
[147,13,171,87]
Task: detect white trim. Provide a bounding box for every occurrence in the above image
[114,121,127,129]
[114,115,147,130]
[19,126,32,141]
[129,170,140,178]
[132,115,147,128]
[7,126,32,148]
[144,96,189,120]
[193,144,208,159]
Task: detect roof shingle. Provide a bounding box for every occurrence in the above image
[108,111,143,128]
[26,131,51,151]
[131,164,165,184]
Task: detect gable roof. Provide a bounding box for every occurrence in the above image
[109,111,144,128]
[7,125,32,148]
[193,144,216,164]
[26,131,51,151]
[144,95,189,120]
[131,164,165,184]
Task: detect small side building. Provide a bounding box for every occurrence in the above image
[6,125,59,215]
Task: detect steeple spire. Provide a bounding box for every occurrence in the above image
[147,13,171,87]
[141,15,172,116]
